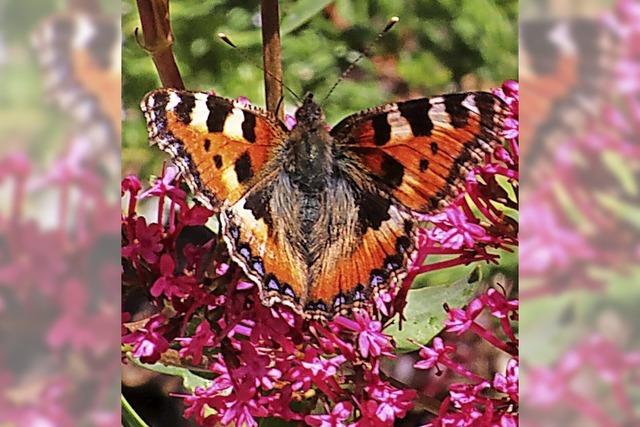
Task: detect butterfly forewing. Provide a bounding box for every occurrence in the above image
[141,89,288,210]
[331,91,508,213]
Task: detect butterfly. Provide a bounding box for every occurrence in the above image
[141,88,507,319]
[519,18,613,179]
[32,10,120,152]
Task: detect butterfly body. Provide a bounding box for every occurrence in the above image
[141,88,507,318]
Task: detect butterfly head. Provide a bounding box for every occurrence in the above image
[294,93,324,128]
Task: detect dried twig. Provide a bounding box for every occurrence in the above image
[260,0,284,119]
[135,0,185,89]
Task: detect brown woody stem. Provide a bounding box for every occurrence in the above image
[135,0,185,89]
[260,0,284,119]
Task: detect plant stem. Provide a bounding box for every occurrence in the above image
[261,0,284,119]
[136,0,185,89]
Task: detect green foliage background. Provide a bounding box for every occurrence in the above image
[122,0,517,176]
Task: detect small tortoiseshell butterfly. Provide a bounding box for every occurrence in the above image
[32,11,120,151]
[141,88,507,318]
[520,18,613,178]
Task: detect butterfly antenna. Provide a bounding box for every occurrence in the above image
[218,33,303,105]
[320,16,399,106]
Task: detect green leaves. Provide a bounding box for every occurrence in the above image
[388,268,482,352]
[128,355,212,392]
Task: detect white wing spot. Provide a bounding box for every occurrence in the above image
[461,94,479,114]
[223,108,245,140]
[190,93,210,130]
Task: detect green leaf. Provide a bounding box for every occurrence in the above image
[388,268,482,352]
[122,394,150,427]
[129,356,212,392]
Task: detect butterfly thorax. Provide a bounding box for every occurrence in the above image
[286,94,333,193]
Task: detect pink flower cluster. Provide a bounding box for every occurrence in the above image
[121,80,519,426]
[414,288,519,426]
[524,335,640,426]
[122,177,419,425]
[0,145,120,425]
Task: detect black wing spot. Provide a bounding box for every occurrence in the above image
[206,96,233,132]
[356,191,391,231]
[396,235,412,254]
[430,142,439,155]
[384,254,403,271]
[244,187,273,226]
[381,153,404,188]
[204,138,211,151]
[241,112,257,143]
[175,94,196,124]
[372,114,391,146]
[398,99,433,136]
[419,158,430,172]
[444,93,470,128]
[234,152,254,183]
[213,155,223,169]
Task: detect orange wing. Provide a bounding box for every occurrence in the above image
[331,92,507,213]
[141,89,288,210]
[220,173,416,319]
[308,192,415,315]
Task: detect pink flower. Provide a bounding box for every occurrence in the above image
[333,312,393,359]
[484,289,518,319]
[365,379,416,423]
[305,401,353,427]
[137,164,186,204]
[448,382,490,407]
[445,298,485,334]
[301,354,347,379]
[121,217,164,264]
[427,206,490,250]
[284,113,297,130]
[122,315,169,363]
[493,358,518,402]
[178,320,215,365]
[179,204,214,225]
[414,338,455,371]
[121,175,142,197]
[150,253,196,298]
[220,398,266,427]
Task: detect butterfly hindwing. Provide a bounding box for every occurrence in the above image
[220,165,416,317]
[332,92,507,213]
[308,187,416,315]
[141,89,288,210]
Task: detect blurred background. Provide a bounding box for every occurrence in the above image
[0,0,120,425]
[520,0,640,425]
